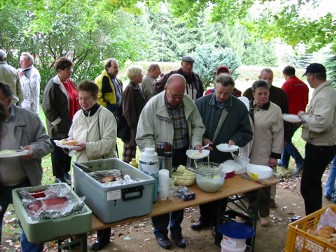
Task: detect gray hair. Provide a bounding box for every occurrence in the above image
[20,52,34,64]
[147,63,160,72]
[252,80,270,91]
[260,68,273,76]
[0,49,7,61]
[215,73,235,87]
[127,65,143,80]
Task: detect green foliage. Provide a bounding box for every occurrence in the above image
[193,45,241,88]
[242,40,277,66]
[325,55,336,87]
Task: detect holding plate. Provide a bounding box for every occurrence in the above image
[186,149,210,160]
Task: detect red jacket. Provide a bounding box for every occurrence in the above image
[281,76,309,114]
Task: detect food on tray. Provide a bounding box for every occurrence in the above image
[30,190,46,199]
[101,175,117,183]
[27,197,68,214]
[60,139,78,146]
[89,169,137,185]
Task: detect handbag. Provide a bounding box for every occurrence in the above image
[117,115,131,141]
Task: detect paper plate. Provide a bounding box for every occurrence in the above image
[216,144,239,153]
[282,114,301,123]
[0,150,29,158]
[186,149,210,160]
[54,140,79,150]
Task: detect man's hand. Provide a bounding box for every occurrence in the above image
[228,140,236,146]
[194,144,203,152]
[298,111,306,119]
[21,145,33,160]
[202,138,214,150]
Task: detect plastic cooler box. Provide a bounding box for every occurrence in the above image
[73,158,155,223]
[12,183,92,243]
[285,204,336,252]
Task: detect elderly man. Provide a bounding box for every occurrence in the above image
[136,74,205,250]
[0,82,53,251]
[243,68,290,208]
[18,52,41,114]
[155,56,203,101]
[279,66,309,175]
[0,49,22,104]
[192,74,253,233]
[298,63,336,215]
[141,63,161,102]
[95,58,123,119]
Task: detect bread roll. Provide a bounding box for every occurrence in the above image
[320,225,335,233]
[317,229,332,238]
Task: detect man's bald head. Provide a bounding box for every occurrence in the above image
[164,74,186,108]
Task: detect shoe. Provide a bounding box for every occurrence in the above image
[325,194,332,201]
[170,233,186,248]
[269,199,276,209]
[277,160,288,169]
[55,178,66,183]
[155,236,172,250]
[90,240,110,251]
[190,220,211,230]
[260,217,269,227]
[64,172,72,185]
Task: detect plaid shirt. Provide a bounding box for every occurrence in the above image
[165,98,189,149]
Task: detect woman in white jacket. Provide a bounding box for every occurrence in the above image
[68,79,117,250]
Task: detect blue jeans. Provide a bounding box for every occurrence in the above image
[281,124,304,168]
[0,180,44,252]
[325,155,336,201]
[151,210,184,238]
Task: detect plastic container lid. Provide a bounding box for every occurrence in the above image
[218,222,255,239]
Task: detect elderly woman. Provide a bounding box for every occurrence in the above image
[68,80,117,250]
[248,80,284,227]
[122,65,146,163]
[42,57,80,184]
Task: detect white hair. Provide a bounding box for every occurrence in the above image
[127,65,143,80]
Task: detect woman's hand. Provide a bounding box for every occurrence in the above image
[75,143,86,152]
[202,138,214,151]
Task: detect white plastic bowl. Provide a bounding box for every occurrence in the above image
[247,164,273,179]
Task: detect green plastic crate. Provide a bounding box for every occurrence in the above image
[12,183,92,243]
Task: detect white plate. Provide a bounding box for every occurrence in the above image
[0,150,29,158]
[247,164,273,179]
[282,114,301,123]
[186,149,210,160]
[216,144,239,152]
[54,140,79,150]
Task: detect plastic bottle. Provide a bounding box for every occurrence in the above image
[129,158,138,168]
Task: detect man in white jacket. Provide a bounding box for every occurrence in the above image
[18,52,41,114]
[298,63,336,215]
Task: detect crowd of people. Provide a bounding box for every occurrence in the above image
[0,48,335,251]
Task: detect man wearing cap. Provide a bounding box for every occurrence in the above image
[298,63,336,215]
[155,56,203,101]
[0,49,23,105]
[204,66,242,97]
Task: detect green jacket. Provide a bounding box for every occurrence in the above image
[195,93,253,163]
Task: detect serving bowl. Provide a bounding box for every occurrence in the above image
[194,162,225,193]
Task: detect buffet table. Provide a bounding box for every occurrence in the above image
[89,174,278,252]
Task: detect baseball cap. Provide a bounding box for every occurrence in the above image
[181,56,195,63]
[216,66,231,75]
[303,63,326,76]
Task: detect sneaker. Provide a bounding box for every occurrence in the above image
[325,194,332,201]
[260,217,269,227]
[277,160,288,169]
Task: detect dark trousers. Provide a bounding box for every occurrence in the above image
[246,186,271,218]
[198,199,228,225]
[301,143,336,215]
[51,140,71,179]
[151,146,188,238]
